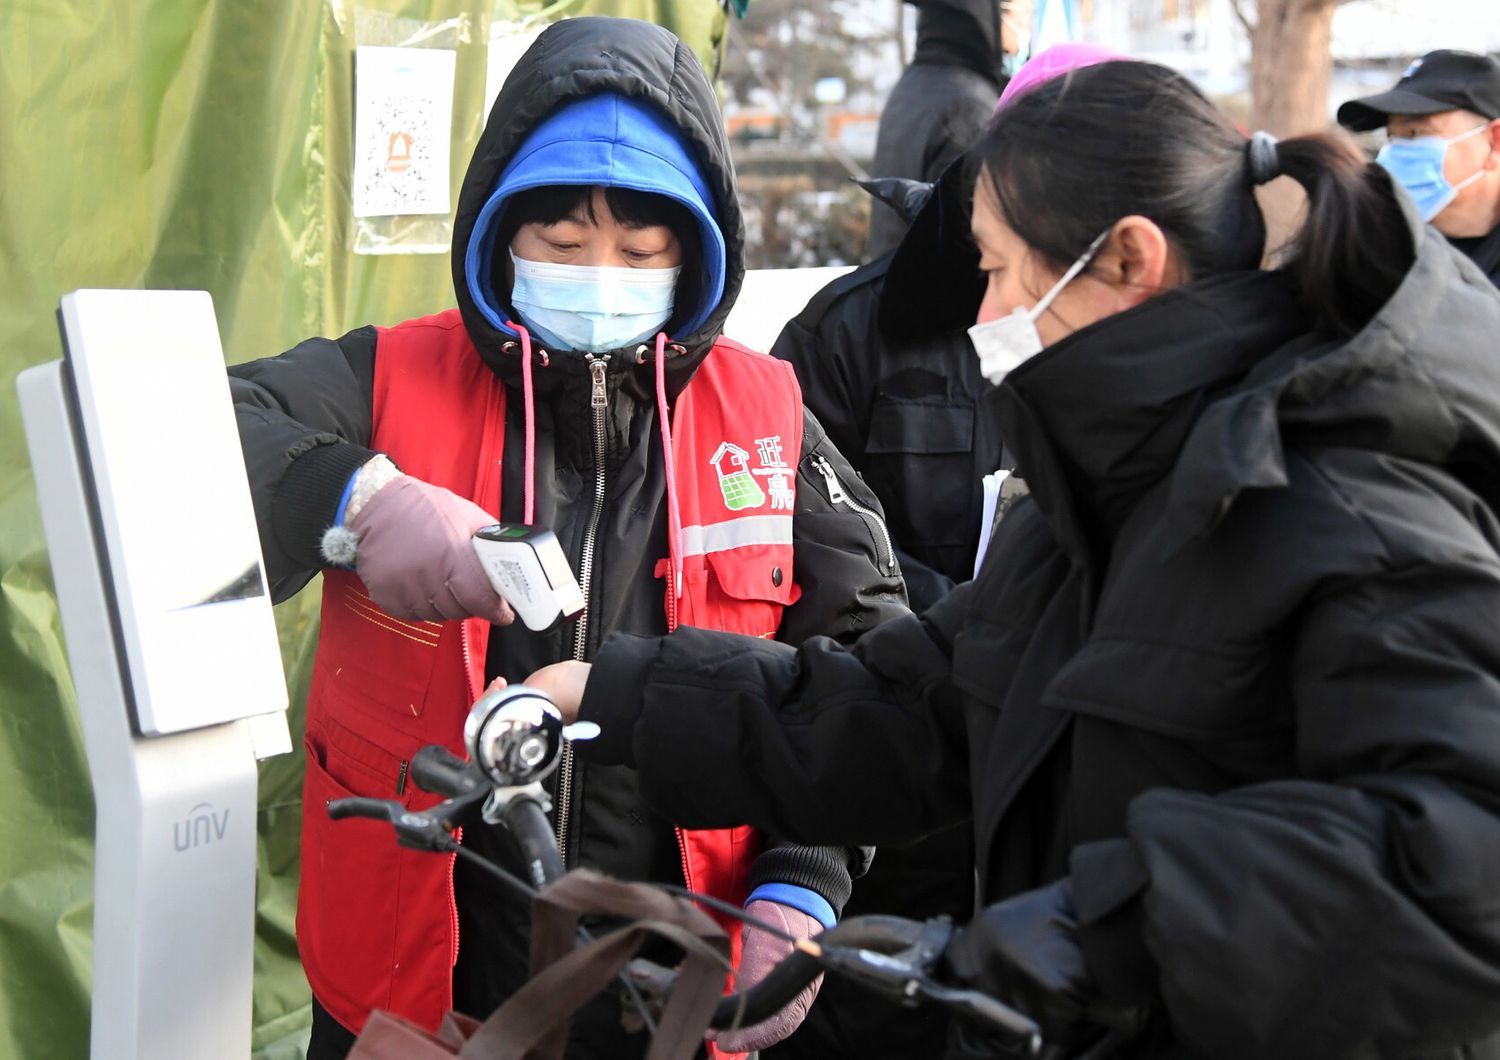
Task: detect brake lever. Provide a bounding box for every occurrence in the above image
[326,785,488,853]
[810,918,1043,1053]
[813,915,954,1003]
[914,980,1043,1055]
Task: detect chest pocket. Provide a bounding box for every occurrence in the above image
[1043,634,1292,742]
[670,546,802,639]
[866,397,977,550]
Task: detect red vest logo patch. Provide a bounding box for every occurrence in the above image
[710,435,794,512]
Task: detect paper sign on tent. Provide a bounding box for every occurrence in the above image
[353,45,456,218]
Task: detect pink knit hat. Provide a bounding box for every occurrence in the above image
[996,42,1129,112]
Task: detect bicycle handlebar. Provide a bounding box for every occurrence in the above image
[705,913,927,1027]
[328,692,1050,1054]
[410,745,481,799]
[499,794,564,888]
[325,796,458,853]
[326,797,399,823]
[700,913,1043,1047]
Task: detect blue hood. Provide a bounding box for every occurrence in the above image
[464,93,727,343]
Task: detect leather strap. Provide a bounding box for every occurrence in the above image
[460,870,733,1060]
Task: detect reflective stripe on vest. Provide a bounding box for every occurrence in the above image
[299,310,802,1035]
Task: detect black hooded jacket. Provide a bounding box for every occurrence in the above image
[1451,222,1500,288]
[867,0,1004,257]
[581,201,1500,1057]
[775,158,998,612]
[229,16,903,1045]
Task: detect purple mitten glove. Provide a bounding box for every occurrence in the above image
[343,475,515,625]
[709,900,825,1053]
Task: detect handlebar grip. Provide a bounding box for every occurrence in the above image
[710,950,825,1029]
[707,915,941,1031]
[411,745,479,798]
[501,797,565,889]
[327,796,398,822]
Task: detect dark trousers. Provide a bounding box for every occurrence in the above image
[307,998,357,1060]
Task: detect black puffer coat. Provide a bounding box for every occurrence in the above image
[867,0,1004,256]
[775,157,999,612]
[582,204,1500,1057]
[229,16,903,1051]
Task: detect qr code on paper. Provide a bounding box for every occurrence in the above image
[352,46,455,218]
[356,96,441,215]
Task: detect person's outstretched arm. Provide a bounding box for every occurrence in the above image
[229,328,379,599]
[568,581,978,848]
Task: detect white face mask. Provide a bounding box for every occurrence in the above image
[968,228,1111,385]
[509,251,681,353]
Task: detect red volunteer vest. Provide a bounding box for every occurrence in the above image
[297,309,804,1037]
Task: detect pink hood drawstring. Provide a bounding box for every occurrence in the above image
[506,326,683,601]
[513,323,539,525]
[654,332,684,600]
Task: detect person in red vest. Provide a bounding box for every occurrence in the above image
[228,16,906,1060]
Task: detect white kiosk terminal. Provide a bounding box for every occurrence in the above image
[18,290,291,1059]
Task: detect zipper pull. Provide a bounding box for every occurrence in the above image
[588,354,609,410]
[814,455,848,506]
[813,454,897,575]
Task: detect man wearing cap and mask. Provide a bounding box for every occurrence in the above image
[1338,49,1500,287]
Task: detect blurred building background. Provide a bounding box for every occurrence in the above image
[723,0,1500,268]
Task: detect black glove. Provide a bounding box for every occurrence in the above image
[942,878,1143,1050]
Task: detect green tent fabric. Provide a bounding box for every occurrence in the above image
[0,2,726,1056]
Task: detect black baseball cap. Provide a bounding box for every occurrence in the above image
[1337,50,1500,132]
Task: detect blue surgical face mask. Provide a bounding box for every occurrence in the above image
[1376,123,1489,222]
[509,251,680,353]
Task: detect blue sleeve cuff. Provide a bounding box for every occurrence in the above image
[746,883,836,929]
[332,468,360,528]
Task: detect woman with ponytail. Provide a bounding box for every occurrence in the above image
[531,60,1500,1058]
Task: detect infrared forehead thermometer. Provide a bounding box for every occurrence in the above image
[471,524,586,632]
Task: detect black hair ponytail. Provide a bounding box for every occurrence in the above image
[1271,133,1413,336]
[981,60,1414,337]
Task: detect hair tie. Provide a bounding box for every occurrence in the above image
[1247,130,1281,186]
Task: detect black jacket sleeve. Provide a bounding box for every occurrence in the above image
[782,406,909,645]
[1070,552,1500,1058]
[580,579,975,848]
[732,407,910,909]
[228,326,380,600]
[583,419,931,911]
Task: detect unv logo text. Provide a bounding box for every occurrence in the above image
[174,802,229,852]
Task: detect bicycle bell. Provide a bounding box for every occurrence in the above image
[464,685,597,787]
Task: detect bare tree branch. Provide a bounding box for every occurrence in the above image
[723,31,870,182]
[1228,0,1256,36]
